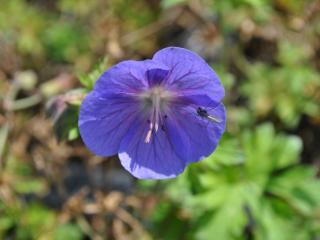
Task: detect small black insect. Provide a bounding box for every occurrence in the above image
[196,107,221,123]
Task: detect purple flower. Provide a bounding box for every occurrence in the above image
[79,47,226,179]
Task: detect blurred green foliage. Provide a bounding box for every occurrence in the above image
[79,58,109,91]
[0,0,89,62]
[155,124,320,239]
[0,158,84,240]
[42,21,89,62]
[241,42,320,127]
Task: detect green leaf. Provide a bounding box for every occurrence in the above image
[0,216,14,233]
[42,20,89,62]
[163,123,318,239]
[79,58,108,90]
[207,134,245,166]
[6,157,33,176]
[240,61,320,128]
[53,105,79,142]
[150,201,191,240]
[195,185,248,240]
[53,223,83,240]
[68,127,79,141]
[255,201,302,240]
[268,166,319,216]
[21,203,56,239]
[13,178,46,194]
[242,124,303,174]
[242,123,275,175]
[273,135,302,169]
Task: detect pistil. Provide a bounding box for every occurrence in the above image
[140,87,173,143]
[145,93,161,143]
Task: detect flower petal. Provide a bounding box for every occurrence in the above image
[94,60,168,97]
[118,117,186,179]
[79,91,140,156]
[146,68,169,87]
[165,103,226,163]
[175,94,220,108]
[153,47,224,103]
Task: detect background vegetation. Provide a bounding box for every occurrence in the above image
[0,0,320,239]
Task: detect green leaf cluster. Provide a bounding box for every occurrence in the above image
[241,42,320,127]
[151,124,320,240]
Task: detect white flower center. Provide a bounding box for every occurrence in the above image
[139,87,173,143]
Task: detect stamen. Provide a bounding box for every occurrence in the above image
[141,87,173,144]
[145,129,153,143]
[207,115,222,123]
[145,122,153,143]
[145,96,160,143]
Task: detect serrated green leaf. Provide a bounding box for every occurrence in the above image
[196,185,248,240]
[79,58,108,90]
[207,134,245,166]
[255,201,299,240]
